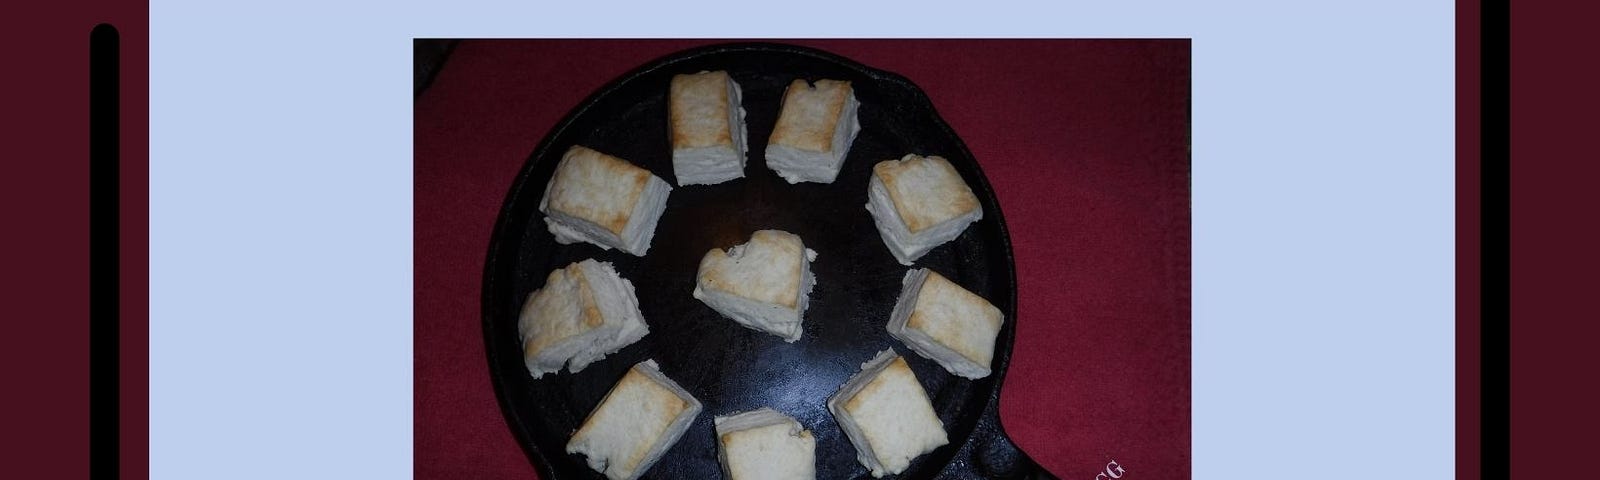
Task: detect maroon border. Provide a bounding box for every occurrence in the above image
[1508,0,1587,476]
[118,5,151,476]
[1456,0,1481,478]
[4,1,148,479]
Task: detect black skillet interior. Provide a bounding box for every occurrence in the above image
[482,43,1052,479]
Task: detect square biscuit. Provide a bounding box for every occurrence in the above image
[540,145,672,256]
[670,70,748,185]
[865,154,983,264]
[769,79,851,152]
[887,268,1004,379]
[714,408,816,480]
[567,360,702,480]
[874,154,981,233]
[764,79,861,184]
[827,349,948,477]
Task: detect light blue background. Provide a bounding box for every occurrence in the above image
[149,1,1454,478]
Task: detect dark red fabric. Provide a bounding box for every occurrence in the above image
[414,40,1191,479]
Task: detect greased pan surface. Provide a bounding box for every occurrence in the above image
[482,43,1052,479]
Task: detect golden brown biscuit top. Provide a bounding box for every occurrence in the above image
[906,271,1003,366]
[697,230,807,308]
[669,71,735,149]
[769,79,852,153]
[841,355,946,471]
[520,262,605,357]
[875,154,980,233]
[546,145,651,235]
[569,365,690,474]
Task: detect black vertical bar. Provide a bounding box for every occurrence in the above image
[90,23,120,480]
[1481,0,1509,476]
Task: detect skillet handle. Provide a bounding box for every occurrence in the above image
[942,391,1060,480]
[971,426,1058,480]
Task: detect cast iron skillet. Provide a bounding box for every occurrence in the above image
[482,43,1055,479]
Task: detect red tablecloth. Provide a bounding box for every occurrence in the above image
[415,39,1190,479]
